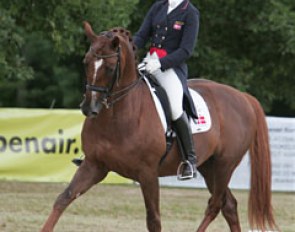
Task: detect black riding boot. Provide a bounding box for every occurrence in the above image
[173,113,197,180]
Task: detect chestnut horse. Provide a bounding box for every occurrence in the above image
[40,22,277,232]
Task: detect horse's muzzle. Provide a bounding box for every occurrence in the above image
[80,98,103,117]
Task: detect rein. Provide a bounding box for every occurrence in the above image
[86,46,142,108]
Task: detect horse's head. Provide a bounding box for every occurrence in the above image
[80,22,137,117]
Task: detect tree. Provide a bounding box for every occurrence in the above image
[1,0,294,116]
[191,0,295,114]
[0,0,138,108]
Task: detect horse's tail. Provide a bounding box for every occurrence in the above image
[245,94,278,231]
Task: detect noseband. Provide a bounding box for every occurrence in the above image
[85,46,142,108]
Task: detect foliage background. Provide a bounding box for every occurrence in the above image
[1,0,294,116]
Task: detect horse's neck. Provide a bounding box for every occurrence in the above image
[95,76,146,136]
[110,49,140,121]
[114,60,140,118]
[95,44,148,137]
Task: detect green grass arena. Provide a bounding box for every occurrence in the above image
[0,181,294,232]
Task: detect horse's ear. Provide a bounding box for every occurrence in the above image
[83,21,96,42]
[111,36,120,49]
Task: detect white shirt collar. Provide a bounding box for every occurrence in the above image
[168,0,184,14]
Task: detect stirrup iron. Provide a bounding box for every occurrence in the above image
[177,160,195,181]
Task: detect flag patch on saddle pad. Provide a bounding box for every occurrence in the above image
[187,88,212,134]
[143,76,212,134]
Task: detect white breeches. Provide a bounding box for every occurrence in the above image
[152,68,183,120]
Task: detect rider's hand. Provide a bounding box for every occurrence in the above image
[145,58,161,74]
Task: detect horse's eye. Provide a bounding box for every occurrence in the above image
[105,67,114,76]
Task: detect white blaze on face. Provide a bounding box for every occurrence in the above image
[91,59,103,108]
[92,59,103,85]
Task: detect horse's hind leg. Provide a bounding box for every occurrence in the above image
[196,157,241,232]
[40,159,108,232]
[221,188,241,231]
[194,160,222,232]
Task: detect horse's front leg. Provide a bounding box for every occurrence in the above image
[139,171,161,232]
[40,159,108,232]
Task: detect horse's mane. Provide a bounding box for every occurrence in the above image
[101,27,137,61]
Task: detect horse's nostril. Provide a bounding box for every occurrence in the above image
[91,112,98,116]
[88,111,98,118]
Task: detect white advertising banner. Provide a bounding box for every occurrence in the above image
[159,116,295,192]
[268,117,295,191]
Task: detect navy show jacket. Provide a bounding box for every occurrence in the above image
[133,0,199,82]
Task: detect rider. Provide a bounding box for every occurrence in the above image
[133,0,200,180]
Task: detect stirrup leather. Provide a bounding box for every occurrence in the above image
[177,160,195,181]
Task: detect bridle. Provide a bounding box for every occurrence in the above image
[86,45,142,108]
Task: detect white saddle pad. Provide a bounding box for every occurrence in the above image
[143,76,212,134]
